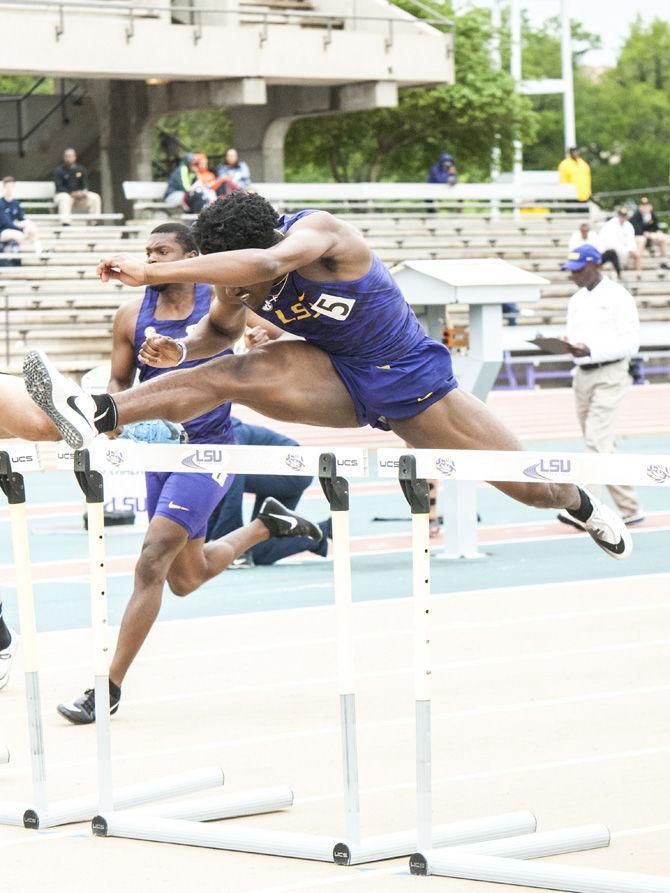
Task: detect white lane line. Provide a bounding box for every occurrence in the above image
[0,829,88,848]
[40,597,670,675]
[4,682,669,773]
[5,635,665,724]
[2,524,668,588]
[613,824,670,838]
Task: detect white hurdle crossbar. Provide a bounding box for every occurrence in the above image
[383,449,670,892]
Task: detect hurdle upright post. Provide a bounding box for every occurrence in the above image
[398,454,433,853]
[318,452,361,849]
[0,451,48,818]
[73,449,113,814]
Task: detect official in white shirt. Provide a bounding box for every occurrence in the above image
[597,207,641,272]
[558,244,643,526]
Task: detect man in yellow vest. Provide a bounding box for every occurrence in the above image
[558,146,592,203]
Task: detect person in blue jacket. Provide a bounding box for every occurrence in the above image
[427,153,458,185]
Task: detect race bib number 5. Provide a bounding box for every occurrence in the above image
[311,293,356,321]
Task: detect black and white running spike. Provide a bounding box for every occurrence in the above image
[58,683,121,725]
[23,350,97,449]
[564,489,632,560]
[257,497,324,542]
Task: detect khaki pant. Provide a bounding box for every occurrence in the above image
[54,191,102,222]
[573,359,641,517]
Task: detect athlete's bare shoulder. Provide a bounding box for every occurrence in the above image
[112,294,144,337]
[288,210,371,280]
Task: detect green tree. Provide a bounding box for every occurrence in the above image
[0,76,54,95]
[284,2,536,182]
[578,17,670,205]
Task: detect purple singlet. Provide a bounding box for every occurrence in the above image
[254,210,458,429]
[134,283,235,538]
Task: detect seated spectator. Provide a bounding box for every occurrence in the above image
[630,197,669,270]
[206,417,331,567]
[0,176,43,254]
[598,207,640,273]
[568,220,621,279]
[53,147,102,223]
[215,148,251,190]
[165,153,198,206]
[165,153,214,213]
[427,153,458,186]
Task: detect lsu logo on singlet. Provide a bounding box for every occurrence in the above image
[274,294,356,326]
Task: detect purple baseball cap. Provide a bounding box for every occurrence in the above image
[561,243,602,271]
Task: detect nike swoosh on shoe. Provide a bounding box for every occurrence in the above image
[268,513,298,529]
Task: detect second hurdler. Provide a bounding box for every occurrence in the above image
[24,191,632,560]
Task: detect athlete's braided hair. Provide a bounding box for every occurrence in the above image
[193,191,280,255]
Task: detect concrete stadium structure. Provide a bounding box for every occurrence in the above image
[0,0,453,212]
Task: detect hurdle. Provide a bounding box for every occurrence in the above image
[75,441,535,865]
[377,447,670,892]
[0,444,290,829]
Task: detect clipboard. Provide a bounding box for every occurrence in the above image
[528,336,571,354]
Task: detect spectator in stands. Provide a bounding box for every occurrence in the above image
[630,196,669,269]
[165,153,214,213]
[427,152,458,186]
[558,146,591,205]
[216,148,251,190]
[558,244,643,527]
[165,152,198,207]
[53,147,102,223]
[206,417,331,567]
[598,207,641,274]
[568,220,621,279]
[0,176,43,254]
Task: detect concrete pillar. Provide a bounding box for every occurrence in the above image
[90,79,152,215]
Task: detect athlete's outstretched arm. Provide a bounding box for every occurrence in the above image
[96,224,338,289]
[138,292,248,367]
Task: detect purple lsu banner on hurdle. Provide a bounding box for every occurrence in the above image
[0,440,369,478]
[377,448,670,487]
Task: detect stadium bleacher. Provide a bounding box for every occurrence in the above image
[0,197,668,382]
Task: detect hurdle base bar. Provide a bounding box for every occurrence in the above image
[410,852,670,893]
[92,809,537,865]
[130,786,294,822]
[410,824,611,874]
[0,765,225,829]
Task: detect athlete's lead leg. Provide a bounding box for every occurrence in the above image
[23,342,359,449]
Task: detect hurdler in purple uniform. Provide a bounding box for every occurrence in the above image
[30,196,633,565]
[55,222,322,725]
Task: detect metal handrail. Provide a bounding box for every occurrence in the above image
[0,0,452,28]
[0,78,84,156]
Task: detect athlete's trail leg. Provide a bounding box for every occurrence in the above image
[390,389,581,511]
[109,517,271,686]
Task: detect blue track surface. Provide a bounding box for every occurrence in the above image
[1,435,668,633]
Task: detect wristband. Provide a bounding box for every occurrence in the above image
[174,340,188,366]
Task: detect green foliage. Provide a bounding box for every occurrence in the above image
[284,2,535,182]
[0,76,54,96]
[154,108,234,168]
[579,18,670,207]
